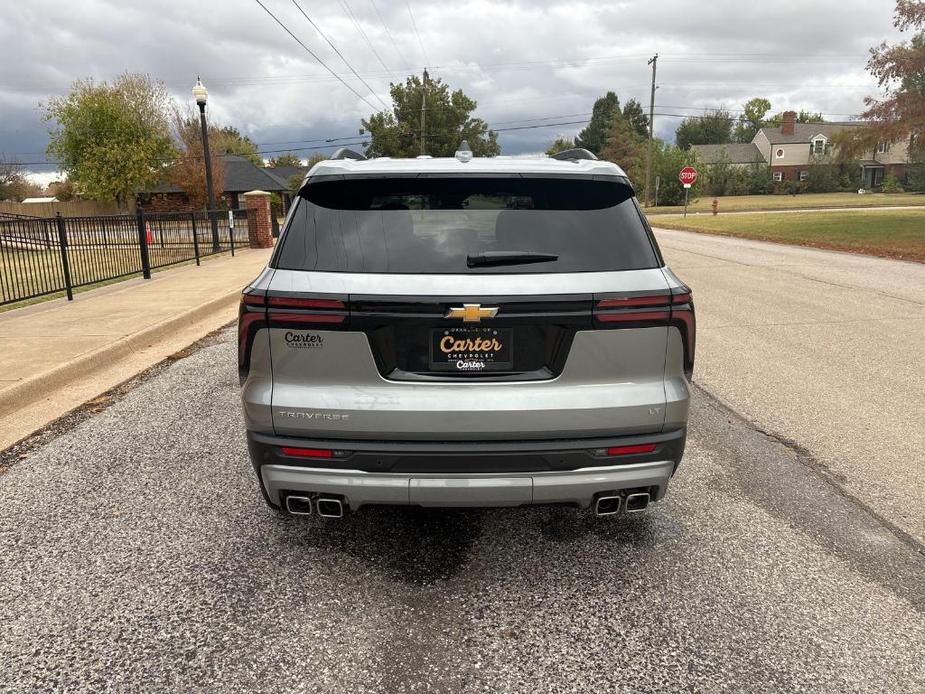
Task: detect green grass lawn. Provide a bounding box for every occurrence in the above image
[647,192,925,215]
[651,209,925,262]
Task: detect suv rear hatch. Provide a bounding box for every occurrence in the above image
[255,175,692,440]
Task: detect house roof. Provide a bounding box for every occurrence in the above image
[758,121,866,144]
[263,165,309,186]
[690,143,764,165]
[144,154,289,194]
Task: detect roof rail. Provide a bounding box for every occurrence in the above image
[330,147,367,161]
[550,148,598,161]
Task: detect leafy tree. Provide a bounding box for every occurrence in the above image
[42,73,176,204]
[215,126,262,165]
[267,152,303,168]
[545,137,575,155]
[621,98,649,139]
[675,109,734,150]
[45,178,78,201]
[576,92,621,155]
[649,142,699,206]
[361,74,499,157]
[169,106,225,208]
[288,154,326,194]
[837,1,925,159]
[734,98,773,143]
[599,114,645,182]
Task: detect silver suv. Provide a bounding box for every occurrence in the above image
[239,146,694,518]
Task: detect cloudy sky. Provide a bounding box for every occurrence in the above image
[0,0,906,182]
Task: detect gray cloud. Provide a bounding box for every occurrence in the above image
[0,0,905,176]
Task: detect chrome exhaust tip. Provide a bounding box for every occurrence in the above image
[285,495,313,516]
[624,492,650,513]
[316,497,344,519]
[594,494,622,516]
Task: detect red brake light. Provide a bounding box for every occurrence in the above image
[606,443,657,456]
[594,295,671,324]
[280,447,333,458]
[267,297,345,310]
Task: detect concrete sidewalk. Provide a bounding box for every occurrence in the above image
[0,248,271,451]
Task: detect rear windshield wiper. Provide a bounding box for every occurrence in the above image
[466,251,559,267]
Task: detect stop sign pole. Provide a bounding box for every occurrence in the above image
[679,166,698,218]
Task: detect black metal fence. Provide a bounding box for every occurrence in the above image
[0,209,249,307]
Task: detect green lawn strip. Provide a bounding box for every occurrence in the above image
[0,249,229,313]
[651,209,925,263]
[647,192,925,216]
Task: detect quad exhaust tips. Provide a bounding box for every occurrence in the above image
[624,492,651,513]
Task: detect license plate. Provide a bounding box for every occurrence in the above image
[430,327,513,372]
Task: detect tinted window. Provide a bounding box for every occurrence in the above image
[275,177,658,274]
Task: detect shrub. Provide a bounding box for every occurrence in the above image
[803,165,840,193]
[879,175,904,193]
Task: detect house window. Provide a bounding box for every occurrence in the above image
[799,170,809,181]
[812,138,826,155]
[877,141,891,154]
[775,148,785,159]
[773,171,783,182]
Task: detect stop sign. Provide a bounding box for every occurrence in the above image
[679,166,698,186]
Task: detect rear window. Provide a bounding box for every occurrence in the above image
[274,177,659,274]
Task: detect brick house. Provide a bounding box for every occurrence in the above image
[138,155,307,213]
[692,111,913,189]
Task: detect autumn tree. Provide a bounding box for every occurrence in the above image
[170,106,225,208]
[837,1,925,164]
[361,74,499,157]
[42,73,176,205]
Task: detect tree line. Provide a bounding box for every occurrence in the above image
[19,0,923,205]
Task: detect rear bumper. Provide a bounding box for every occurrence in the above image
[261,461,675,510]
[248,429,685,510]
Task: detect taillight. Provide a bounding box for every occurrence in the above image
[594,288,696,379]
[594,294,672,325]
[238,292,267,380]
[237,293,349,382]
[266,295,347,326]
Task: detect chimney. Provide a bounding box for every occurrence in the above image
[781,110,796,136]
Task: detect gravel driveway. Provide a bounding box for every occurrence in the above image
[1,330,923,693]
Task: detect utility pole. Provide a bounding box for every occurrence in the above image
[644,54,658,207]
[420,68,428,155]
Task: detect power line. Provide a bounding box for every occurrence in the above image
[369,0,411,71]
[337,0,392,75]
[251,0,380,112]
[406,2,429,66]
[289,0,389,110]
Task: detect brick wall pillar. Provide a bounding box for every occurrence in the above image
[243,190,273,248]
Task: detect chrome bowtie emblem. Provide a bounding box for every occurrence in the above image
[445,304,499,323]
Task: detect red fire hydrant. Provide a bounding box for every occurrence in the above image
[712,199,719,216]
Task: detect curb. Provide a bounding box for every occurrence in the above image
[0,289,241,419]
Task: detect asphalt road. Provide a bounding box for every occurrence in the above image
[1,329,923,693]
[654,227,925,545]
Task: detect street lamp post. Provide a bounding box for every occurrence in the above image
[192,77,220,251]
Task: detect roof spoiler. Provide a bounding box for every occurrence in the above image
[550,148,598,161]
[330,147,367,161]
